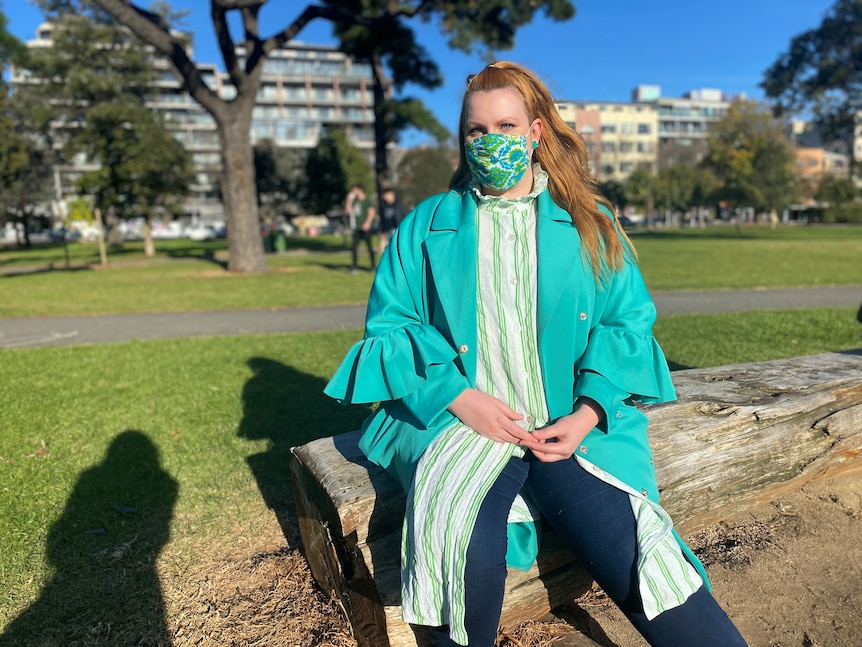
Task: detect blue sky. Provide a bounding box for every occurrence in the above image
[5,0,835,143]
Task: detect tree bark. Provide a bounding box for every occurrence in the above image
[216,111,267,273]
[290,350,862,647]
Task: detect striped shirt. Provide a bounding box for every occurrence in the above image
[400,168,700,644]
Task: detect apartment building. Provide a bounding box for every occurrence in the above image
[556,100,659,182]
[556,85,731,183]
[635,85,732,170]
[12,22,377,221]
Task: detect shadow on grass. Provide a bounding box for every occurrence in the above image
[237,357,369,548]
[165,248,228,269]
[0,431,178,647]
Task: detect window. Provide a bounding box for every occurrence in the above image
[620,122,633,134]
[601,142,616,153]
[637,142,652,153]
[620,162,634,173]
[581,124,595,135]
[620,142,633,153]
[601,124,616,134]
[638,124,651,134]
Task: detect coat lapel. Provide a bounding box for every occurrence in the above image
[423,191,479,382]
[536,191,583,336]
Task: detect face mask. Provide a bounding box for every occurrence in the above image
[464,133,531,191]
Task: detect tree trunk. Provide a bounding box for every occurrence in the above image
[372,56,390,202]
[94,207,108,266]
[217,113,267,273]
[143,215,155,258]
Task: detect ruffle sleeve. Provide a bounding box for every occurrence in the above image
[577,325,676,406]
[324,323,470,428]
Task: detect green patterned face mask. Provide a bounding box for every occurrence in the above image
[464,133,530,191]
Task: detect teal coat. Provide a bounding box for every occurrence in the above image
[325,187,706,580]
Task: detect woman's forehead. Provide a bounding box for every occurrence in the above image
[465,88,528,120]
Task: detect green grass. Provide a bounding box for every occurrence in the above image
[1,307,860,640]
[0,331,371,641]
[1,224,860,318]
[0,244,374,318]
[2,224,861,642]
[632,225,862,290]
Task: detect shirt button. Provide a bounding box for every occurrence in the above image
[579,445,588,454]
[513,324,521,332]
[508,234,516,242]
[457,344,469,354]
[526,415,535,424]
[578,312,587,320]
[592,464,601,472]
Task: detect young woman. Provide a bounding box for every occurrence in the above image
[325,61,748,647]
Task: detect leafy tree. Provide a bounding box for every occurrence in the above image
[0,12,49,246]
[0,6,27,66]
[396,146,456,208]
[73,101,192,255]
[624,168,655,225]
[653,164,720,227]
[82,0,576,272]
[598,179,627,214]
[301,127,372,216]
[703,100,800,215]
[253,139,305,223]
[14,10,172,253]
[762,0,862,152]
[815,174,861,222]
[0,128,54,247]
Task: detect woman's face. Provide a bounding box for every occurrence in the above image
[463,87,542,197]
[464,87,541,145]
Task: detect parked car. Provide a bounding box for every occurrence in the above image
[186,224,219,241]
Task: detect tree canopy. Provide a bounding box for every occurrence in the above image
[17,9,192,254]
[762,0,862,144]
[78,0,576,272]
[704,100,800,214]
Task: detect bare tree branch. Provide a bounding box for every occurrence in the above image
[91,0,222,115]
[210,1,243,91]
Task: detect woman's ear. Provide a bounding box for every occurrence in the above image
[530,118,543,149]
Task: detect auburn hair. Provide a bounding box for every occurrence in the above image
[449,61,634,277]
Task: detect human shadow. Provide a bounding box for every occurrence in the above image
[236,357,369,548]
[0,430,178,647]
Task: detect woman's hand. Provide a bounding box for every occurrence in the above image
[520,399,603,462]
[448,388,532,445]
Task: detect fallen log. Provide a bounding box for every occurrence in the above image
[290,350,862,647]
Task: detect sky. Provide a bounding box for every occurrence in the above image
[4,0,836,144]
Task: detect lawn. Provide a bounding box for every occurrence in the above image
[1,224,861,318]
[1,224,861,645]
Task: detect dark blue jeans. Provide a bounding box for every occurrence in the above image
[428,455,748,647]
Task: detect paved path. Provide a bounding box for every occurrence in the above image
[1,285,860,349]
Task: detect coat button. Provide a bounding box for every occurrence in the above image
[641,488,649,497]
[578,445,588,454]
[457,344,469,354]
[615,411,622,419]
[578,312,587,320]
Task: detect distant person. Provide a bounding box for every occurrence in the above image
[344,183,377,274]
[857,302,862,325]
[378,185,409,255]
[325,61,748,647]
